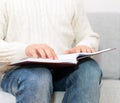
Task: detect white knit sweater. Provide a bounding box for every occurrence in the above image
[0,0,99,71]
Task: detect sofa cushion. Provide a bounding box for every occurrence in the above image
[52,80,120,103]
[0,89,15,103]
[1,80,120,103]
[87,13,120,79]
[100,79,120,103]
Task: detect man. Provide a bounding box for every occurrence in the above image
[0,0,102,103]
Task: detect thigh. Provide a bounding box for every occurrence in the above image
[77,57,102,75]
[1,65,53,93]
[62,58,102,103]
[68,57,103,85]
[54,57,102,91]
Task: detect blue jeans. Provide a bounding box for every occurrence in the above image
[1,58,102,103]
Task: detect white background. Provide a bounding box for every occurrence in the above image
[84,0,120,12]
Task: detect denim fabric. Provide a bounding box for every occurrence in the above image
[1,58,102,103]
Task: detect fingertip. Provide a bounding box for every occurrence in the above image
[64,50,70,54]
[91,49,95,53]
[32,52,38,58]
[54,55,58,60]
[64,51,68,54]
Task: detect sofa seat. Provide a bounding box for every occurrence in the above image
[1,80,120,103]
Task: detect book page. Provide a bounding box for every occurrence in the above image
[10,48,116,66]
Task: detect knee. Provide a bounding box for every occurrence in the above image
[20,67,53,95]
[7,67,53,89]
[74,58,102,83]
[21,67,52,86]
[78,58,102,75]
[1,67,53,96]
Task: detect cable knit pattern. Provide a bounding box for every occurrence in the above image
[0,0,99,71]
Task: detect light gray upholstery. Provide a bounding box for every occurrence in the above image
[87,12,120,79]
[100,80,120,103]
[0,12,120,103]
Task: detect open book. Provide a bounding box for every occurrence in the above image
[10,48,115,68]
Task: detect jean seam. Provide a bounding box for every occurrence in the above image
[66,75,75,103]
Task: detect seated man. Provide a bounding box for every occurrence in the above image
[0,0,102,103]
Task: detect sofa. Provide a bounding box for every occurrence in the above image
[0,12,120,103]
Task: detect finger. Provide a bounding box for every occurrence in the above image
[65,49,73,54]
[72,46,86,53]
[64,49,71,54]
[29,49,38,58]
[43,47,56,59]
[91,48,95,53]
[85,47,95,53]
[65,47,80,54]
[86,48,93,53]
[80,48,87,53]
[37,48,47,58]
[70,48,76,53]
[50,49,58,59]
[74,47,81,53]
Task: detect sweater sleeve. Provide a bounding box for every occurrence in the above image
[0,0,27,63]
[72,0,100,51]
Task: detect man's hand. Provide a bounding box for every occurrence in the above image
[64,45,95,54]
[25,44,57,59]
